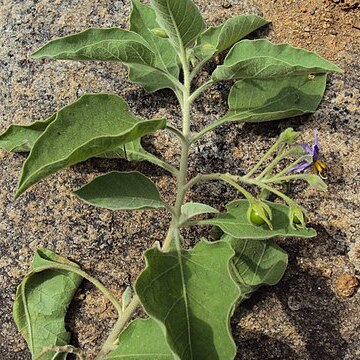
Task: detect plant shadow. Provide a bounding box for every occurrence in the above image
[231,227,349,360]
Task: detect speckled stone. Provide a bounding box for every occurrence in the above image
[0,0,359,359]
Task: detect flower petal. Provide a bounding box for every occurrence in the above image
[289,160,312,173]
[300,143,313,155]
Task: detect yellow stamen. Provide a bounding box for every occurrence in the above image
[312,160,327,174]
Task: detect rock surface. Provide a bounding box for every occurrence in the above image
[0,0,359,359]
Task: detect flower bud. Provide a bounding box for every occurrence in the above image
[288,144,308,157]
[151,28,168,38]
[306,174,328,191]
[122,286,132,312]
[279,128,301,144]
[247,200,273,230]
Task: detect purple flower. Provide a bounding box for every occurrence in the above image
[290,131,327,175]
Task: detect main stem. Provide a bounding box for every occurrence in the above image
[97,50,193,358]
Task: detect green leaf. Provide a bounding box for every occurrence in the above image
[0,118,155,163]
[136,239,240,360]
[180,202,218,224]
[129,0,180,92]
[32,28,155,65]
[0,116,55,152]
[74,171,164,210]
[16,94,166,197]
[105,319,174,360]
[212,39,343,81]
[198,200,316,239]
[224,74,328,123]
[13,249,82,360]
[150,0,206,50]
[223,235,288,301]
[195,15,269,60]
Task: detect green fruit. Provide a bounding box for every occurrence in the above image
[250,210,266,226]
[293,213,302,225]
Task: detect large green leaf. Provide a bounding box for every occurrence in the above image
[198,200,316,239]
[32,28,155,65]
[16,94,166,197]
[223,235,288,301]
[13,249,82,360]
[224,74,327,123]
[150,0,206,50]
[74,171,164,210]
[195,15,268,61]
[105,319,174,360]
[0,116,55,152]
[129,0,179,92]
[0,120,159,163]
[212,39,343,81]
[136,240,240,360]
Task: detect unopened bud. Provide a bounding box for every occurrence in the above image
[279,128,301,144]
[122,286,132,312]
[306,174,328,191]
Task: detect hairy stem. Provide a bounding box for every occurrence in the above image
[95,45,197,360]
[95,296,140,359]
[245,140,284,179]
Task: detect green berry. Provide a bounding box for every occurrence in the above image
[293,213,302,224]
[250,210,266,226]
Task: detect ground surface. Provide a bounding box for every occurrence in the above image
[0,0,359,359]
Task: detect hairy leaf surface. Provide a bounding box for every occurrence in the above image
[223,235,288,301]
[74,171,164,210]
[129,0,179,92]
[224,74,327,123]
[136,240,240,360]
[16,94,166,197]
[150,0,205,50]
[199,200,316,239]
[33,28,155,65]
[195,15,268,60]
[13,249,82,360]
[212,39,342,81]
[105,319,174,359]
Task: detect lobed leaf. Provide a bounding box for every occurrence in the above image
[180,202,218,224]
[198,200,316,239]
[105,318,174,360]
[136,239,240,360]
[224,73,328,123]
[74,171,164,210]
[212,39,343,81]
[129,0,180,92]
[32,28,155,65]
[13,249,82,360]
[223,235,288,301]
[195,15,269,60]
[150,0,206,50]
[16,94,166,197]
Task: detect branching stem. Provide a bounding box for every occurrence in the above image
[95,42,199,360]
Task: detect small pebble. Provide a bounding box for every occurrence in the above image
[334,274,359,298]
[287,295,303,311]
[221,0,232,9]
